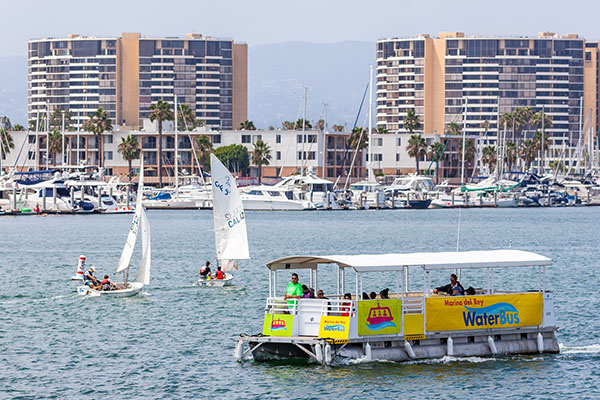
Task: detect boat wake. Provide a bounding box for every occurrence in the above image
[336,355,496,366]
[559,343,600,354]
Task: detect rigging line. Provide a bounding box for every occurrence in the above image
[177,103,205,186]
[337,81,369,185]
[12,130,30,170]
[344,109,370,189]
[280,95,305,176]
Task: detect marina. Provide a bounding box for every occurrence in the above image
[1,207,599,397]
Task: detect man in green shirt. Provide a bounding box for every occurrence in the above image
[284,273,302,309]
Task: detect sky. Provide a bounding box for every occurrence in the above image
[1,0,597,55]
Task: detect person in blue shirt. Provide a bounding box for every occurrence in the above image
[83,266,101,290]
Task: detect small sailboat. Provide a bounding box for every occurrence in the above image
[195,154,250,287]
[77,157,151,297]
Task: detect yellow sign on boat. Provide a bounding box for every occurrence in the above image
[262,314,294,337]
[425,293,543,331]
[357,299,402,336]
[318,316,350,340]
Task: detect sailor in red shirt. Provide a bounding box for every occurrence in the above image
[216,266,224,280]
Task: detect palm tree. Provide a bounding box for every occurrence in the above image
[48,130,63,165]
[549,160,564,173]
[117,135,141,180]
[407,134,427,174]
[240,120,257,130]
[177,103,196,131]
[519,139,537,170]
[428,141,445,183]
[456,138,476,166]
[193,135,213,174]
[404,109,421,134]
[295,119,312,130]
[445,122,461,135]
[504,141,517,172]
[0,128,15,166]
[482,145,497,172]
[332,124,345,132]
[349,127,368,150]
[252,140,272,183]
[82,107,113,168]
[12,124,25,131]
[376,126,389,134]
[149,99,174,187]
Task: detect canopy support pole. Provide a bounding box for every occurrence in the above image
[336,266,340,297]
[269,270,272,298]
[395,271,400,300]
[355,271,359,299]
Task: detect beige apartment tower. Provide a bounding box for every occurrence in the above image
[28,33,247,131]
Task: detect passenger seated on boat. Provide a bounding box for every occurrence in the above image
[362,292,370,300]
[100,275,120,291]
[301,285,312,298]
[317,290,328,300]
[83,266,101,290]
[369,291,377,300]
[465,286,476,295]
[341,293,352,316]
[433,273,464,296]
[452,286,464,296]
[199,261,212,279]
[380,288,390,299]
[215,267,224,280]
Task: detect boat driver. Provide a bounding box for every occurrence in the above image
[284,273,302,308]
[433,273,464,296]
[83,266,101,290]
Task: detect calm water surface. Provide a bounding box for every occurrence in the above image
[1,208,599,399]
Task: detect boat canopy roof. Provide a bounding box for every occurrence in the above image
[266,250,551,272]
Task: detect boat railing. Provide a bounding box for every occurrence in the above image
[265,297,355,317]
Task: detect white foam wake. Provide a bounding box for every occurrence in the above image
[559,343,600,354]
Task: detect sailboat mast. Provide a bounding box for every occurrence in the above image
[541,105,545,175]
[174,95,179,192]
[301,87,307,174]
[460,98,467,187]
[368,65,374,183]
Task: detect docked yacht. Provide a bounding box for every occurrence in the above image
[240,185,314,211]
[385,175,436,209]
[349,181,386,209]
[271,169,337,209]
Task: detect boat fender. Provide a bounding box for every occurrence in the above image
[324,343,332,365]
[315,343,323,364]
[537,332,544,353]
[404,341,416,359]
[487,335,498,354]
[234,340,244,361]
[447,336,454,356]
[365,342,372,361]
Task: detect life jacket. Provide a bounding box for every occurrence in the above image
[101,278,112,291]
[83,270,95,282]
[341,302,351,317]
[216,270,224,279]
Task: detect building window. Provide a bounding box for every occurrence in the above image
[376,138,383,146]
[104,135,113,144]
[104,151,113,160]
[397,138,402,146]
[241,134,251,143]
[28,135,36,144]
[212,134,221,144]
[252,135,262,143]
[104,168,113,176]
[396,154,401,162]
[276,151,281,160]
[297,151,316,160]
[276,134,281,144]
[142,136,157,149]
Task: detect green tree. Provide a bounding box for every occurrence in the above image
[82,107,113,168]
[519,139,537,170]
[213,144,250,175]
[117,135,141,180]
[482,145,497,171]
[349,127,368,150]
[252,140,272,183]
[549,160,564,173]
[376,126,389,134]
[456,138,476,165]
[316,119,325,131]
[407,134,427,174]
[504,141,517,171]
[48,130,63,165]
[12,124,25,131]
[0,116,12,130]
[445,122,462,136]
[240,120,257,130]
[177,103,196,131]
[428,141,445,183]
[295,118,312,130]
[0,128,15,160]
[193,135,213,174]
[49,109,73,131]
[533,130,550,153]
[403,109,421,134]
[149,99,174,186]
[281,121,295,130]
[332,124,345,132]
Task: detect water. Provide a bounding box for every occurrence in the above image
[1,208,599,399]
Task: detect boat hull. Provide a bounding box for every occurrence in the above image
[76,282,144,297]
[194,274,234,287]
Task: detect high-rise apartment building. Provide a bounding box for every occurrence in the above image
[28,33,247,131]
[376,32,598,152]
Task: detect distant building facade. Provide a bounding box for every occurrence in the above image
[376,32,599,168]
[28,33,247,131]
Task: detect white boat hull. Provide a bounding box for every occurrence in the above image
[194,274,234,287]
[77,282,144,297]
[241,198,313,211]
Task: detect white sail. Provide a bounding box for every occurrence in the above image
[115,156,145,274]
[210,154,250,271]
[134,206,151,285]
